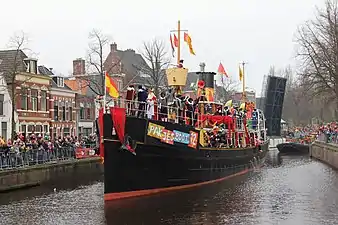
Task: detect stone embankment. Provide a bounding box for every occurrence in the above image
[0,157,103,192]
[310,141,338,169]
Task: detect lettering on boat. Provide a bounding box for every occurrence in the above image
[161,129,175,145]
[147,122,165,139]
[188,131,198,149]
[147,122,199,149]
[173,130,190,144]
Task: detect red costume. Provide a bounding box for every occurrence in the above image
[126,86,136,115]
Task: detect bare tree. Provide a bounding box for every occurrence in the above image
[138,39,170,96]
[217,77,240,102]
[0,31,29,138]
[295,0,338,119]
[80,29,120,96]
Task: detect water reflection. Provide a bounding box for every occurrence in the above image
[1,150,338,225]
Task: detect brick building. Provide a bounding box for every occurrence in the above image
[38,66,76,139]
[0,50,52,137]
[65,59,96,137]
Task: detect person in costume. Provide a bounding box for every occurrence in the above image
[137,85,147,118]
[146,88,157,119]
[126,85,136,115]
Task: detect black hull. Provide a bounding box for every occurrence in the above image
[277,142,309,154]
[103,115,269,201]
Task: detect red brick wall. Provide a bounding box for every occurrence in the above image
[76,94,95,121]
[15,82,50,121]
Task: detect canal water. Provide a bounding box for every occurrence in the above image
[1,150,338,225]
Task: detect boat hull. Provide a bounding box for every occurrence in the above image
[103,115,269,201]
[276,142,309,154]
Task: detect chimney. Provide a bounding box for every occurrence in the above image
[73,58,86,75]
[110,42,117,52]
[49,68,53,73]
[199,62,206,72]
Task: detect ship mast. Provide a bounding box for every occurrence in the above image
[171,20,188,65]
[241,61,247,102]
[177,21,181,65]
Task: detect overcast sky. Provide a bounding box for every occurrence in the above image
[0,0,324,95]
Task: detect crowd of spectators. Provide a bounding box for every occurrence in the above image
[0,132,98,169]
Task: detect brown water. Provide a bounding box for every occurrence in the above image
[1,150,338,225]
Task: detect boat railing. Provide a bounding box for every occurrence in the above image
[110,98,196,125]
[107,98,266,148]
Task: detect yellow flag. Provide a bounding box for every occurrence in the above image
[239,66,243,81]
[184,32,195,55]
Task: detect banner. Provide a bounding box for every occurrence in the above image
[110,107,126,143]
[75,148,97,159]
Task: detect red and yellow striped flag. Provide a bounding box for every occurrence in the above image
[184,32,195,55]
[105,72,119,98]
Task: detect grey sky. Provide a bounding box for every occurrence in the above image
[0,0,324,95]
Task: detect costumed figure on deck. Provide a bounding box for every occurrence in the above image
[158,91,169,121]
[184,97,194,125]
[173,93,184,123]
[137,85,147,118]
[146,88,157,120]
[177,59,184,68]
[126,85,136,115]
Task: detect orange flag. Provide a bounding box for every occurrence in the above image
[184,32,195,55]
[105,72,119,98]
[217,63,228,77]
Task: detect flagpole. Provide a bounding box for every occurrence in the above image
[103,71,107,111]
[177,20,181,65]
[241,62,247,102]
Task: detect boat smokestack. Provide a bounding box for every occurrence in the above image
[199,62,205,72]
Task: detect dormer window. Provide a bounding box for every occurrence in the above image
[57,77,64,87]
[24,58,38,74]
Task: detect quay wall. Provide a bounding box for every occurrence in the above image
[0,157,103,192]
[310,141,338,169]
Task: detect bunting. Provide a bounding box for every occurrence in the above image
[184,32,195,55]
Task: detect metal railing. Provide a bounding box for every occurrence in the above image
[112,98,196,125]
[317,132,338,144]
[0,146,77,170]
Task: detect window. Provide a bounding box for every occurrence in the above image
[63,128,70,137]
[1,122,7,141]
[40,91,47,111]
[0,94,4,115]
[44,125,48,133]
[21,88,28,110]
[35,125,42,133]
[57,77,64,87]
[69,107,73,121]
[86,108,91,120]
[117,80,123,92]
[27,125,34,133]
[80,107,84,119]
[31,90,38,111]
[21,125,26,134]
[54,101,58,121]
[83,128,92,137]
[62,105,66,121]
